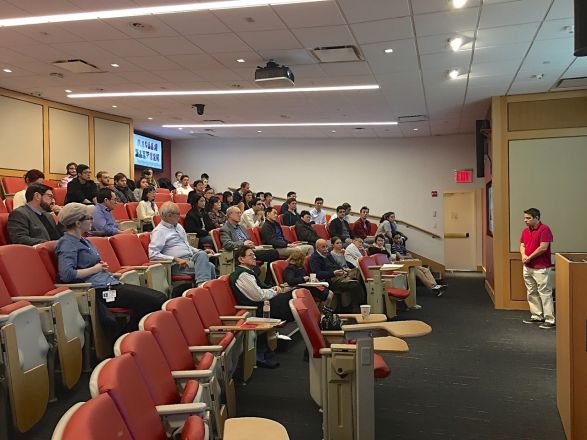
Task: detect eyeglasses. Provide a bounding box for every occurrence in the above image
[80,216,93,221]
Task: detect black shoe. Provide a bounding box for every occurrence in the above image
[539,322,555,329]
[432,285,448,297]
[522,318,544,324]
[256,359,280,369]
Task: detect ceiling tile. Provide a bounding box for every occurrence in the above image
[256,48,318,66]
[138,37,203,55]
[160,11,231,35]
[351,17,413,44]
[274,2,346,28]
[545,0,574,20]
[536,18,575,41]
[187,33,251,53]
[417,32,476,55]
[421,50,473,70]
[563,57,587,77]
[319,61,372,77]
[125,55,183,71]
[412,0,481,15]
[166,53,226,71]
[239,30,302,51]
[104,16,180,38]
[62,21,129,41]
[479,0,552,28]
[472,42,531,65]
[6,0,79,14]
[212,51,265,68]
[94,39,158,57]
[213,6,286,32]
[338,0,410,23]
[414,7,480,37]
[292,25,356,49]
[476,22,540,47]
[362,39,419,74]
[15,24,85,44]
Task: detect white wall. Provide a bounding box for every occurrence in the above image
[171,134,482,264]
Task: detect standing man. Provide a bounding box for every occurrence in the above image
[232,181,250,206]
[520,208,555,329]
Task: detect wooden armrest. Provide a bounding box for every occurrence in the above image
[188,345,223,353]
[234,305,257,310]
[330,344,356,352]
[381,274,401,278]
[367,265,382,270]
[343,320,432,338]
[155,403,206,416]
[219,315,242,321]
[321,330,344,336]
[171,370,213,380]
[338,313,387,323]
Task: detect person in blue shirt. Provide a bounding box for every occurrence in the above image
[92,187,136,236]
[55,203,166,334]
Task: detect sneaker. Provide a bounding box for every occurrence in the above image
[432,285,448,297]
[539,322,555,329]
[522,318,544,324]
[408,304,422,310]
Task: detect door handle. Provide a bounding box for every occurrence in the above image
[444,232,469,238]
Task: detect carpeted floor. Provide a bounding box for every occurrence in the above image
[11,273,565,440]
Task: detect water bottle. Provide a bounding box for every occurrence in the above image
[262,300,271,319]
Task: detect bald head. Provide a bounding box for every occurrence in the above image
[316,239,328,254]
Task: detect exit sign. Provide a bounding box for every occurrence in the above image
[455,169,474,183]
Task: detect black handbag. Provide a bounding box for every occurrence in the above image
[319,306,342,331]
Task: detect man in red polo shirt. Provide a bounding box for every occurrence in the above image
[520,208,555,329]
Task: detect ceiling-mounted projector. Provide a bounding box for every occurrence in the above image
[255,61,294,87]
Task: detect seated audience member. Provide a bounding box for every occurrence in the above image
[391,232,447,296]
[157,177,174,191]
[377,212,407,244]
[295,210,320,247]
[184,194,214,248]
[206,196,226,229]
[55,203,166,334]
[13,169,60,213]
[65,164,98,205]
[175,174,193,196]
[280,191,296,215]
[239,190,254,211]
[342,202,352,222]
[133,177,150,201]
[329,205,354,246]
[310,197,326,224]
[96,171,111,190]
[330,236,349,268]
[367,234,391,258]
[137,186,158,232]
[172,171,183,189]
[240,198,265,229]
[220,206,279,264]
[112,173,136,203]
[59,162,77,188]
[149,202,216,285]
[353,206,372,240]
[261,207,313,258]
[187,179,205,205]
[345,237,366,269]
[221,191,233,212]
[200,173,209,188]
[203,187,215,201]
[281,198,299,226]
[142,168,158,189]
[92,188,136,236]
[230,245,293,369]
[309,239,364,312]
[263,192,273,209]
[7,184,63,245]
[232,181,250,206]
[283,250,333,303]
[255,191,265,203]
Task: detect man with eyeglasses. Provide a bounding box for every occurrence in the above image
[240,198,265,229]
[65,163,98,205]
[8,183,63,245]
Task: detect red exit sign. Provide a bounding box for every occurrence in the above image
[455,169,474,183]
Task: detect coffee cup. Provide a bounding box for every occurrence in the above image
[360,304,371,320]
[309,273,317,282]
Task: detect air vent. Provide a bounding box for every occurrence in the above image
[189,132,215,137]
[312,45,362,63]
[398,115,428,123]
[52,59,103,74]
[552,76,587,90]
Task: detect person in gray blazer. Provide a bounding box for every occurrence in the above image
[7,184,63,246]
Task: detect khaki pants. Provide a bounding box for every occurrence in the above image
[414,266,437,289]
[276,244,314,258]
[523,266,555,324]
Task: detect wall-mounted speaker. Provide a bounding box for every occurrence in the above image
[575,0,586,56]
[476,120,490,178]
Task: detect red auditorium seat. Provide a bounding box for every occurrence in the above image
[1,176,25,196]
[269,260,289,287]
[177,203,191,215]
[246,227,262,246]
[52,187,67,206]
[156,188,170,194]
[86,237,141,285]
[0,199,7,213]
[204,276,253,318]
[4,198,13,213]
[44,180,58,188]
[125,202,139,219]
[154,193,172,203]
[272,204,282,215]
[311,223,329,240]
[112,203,130,221]
[0,213,10,245]
[369,223,378,235]
[173,194,188,204]
[280,225,297,242]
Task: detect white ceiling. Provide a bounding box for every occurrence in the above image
[0,0,582,139]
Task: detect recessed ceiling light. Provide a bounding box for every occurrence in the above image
[448,69,460,79]
[111,105,117,108]
[64,89,72,93]
[256,130,262,133]
[531,74,544,80]
[0,0,329,27]
[110,63,120,68]
[2,68,12,73]
[178,127,183,130]
[449,37,464,52]
[163,121,398,128]
[451,0,467,8]
[236,58,245,63]
[413,128,419,131]
[67,84,380,98]
[147,117,153,120]
[383,48,394,54]
[331,130,336,133]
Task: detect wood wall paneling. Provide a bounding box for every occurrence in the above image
[48,108,90,174]
[508,259,527,301]
[508,97,587,131]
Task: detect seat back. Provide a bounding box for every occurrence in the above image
[304,256,311,274]
[368,223,378,235]
[204,276,238,316]
[270,260,289,286]
[373,253,391,265]
[115,331,180,406]
[281,225,295,242]
[358,255,377,281]
[277,214,284,225]
[90,354,167,440]
[52,187,67,206]
[185,287,222,329]
[125,202,139,220]
[272,204,282,215]
[0,199,7,213]
[139,311,195,371]
[138,232,151,253]
[112,203,130,221]
[289,226,298,242]
[163,297,209,347]
[154,193,172,203]
[289,297,327,358]
[173,194,188,204]
[45,180,58,188]
[177,203,191,215]
[35,240,60,282]
[110,234,149,266]
[87,237,124,272]
[4,197,14,213]
[0,244,58,295]
[52,394,133,440]
[311,223,329,240]
[1,176,25,195]
[156,188,170,194]
[292,288,321,324]
[211,229,223,251]
[248,227,262,246]
[0,213,10,245]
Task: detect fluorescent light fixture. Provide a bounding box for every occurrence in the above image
[163,121,398,128]
[448,69,460,79]
[236,58,246,63]
[0,0,329,27]
[449,37,464,52]
[2,68,12,73]
[68,84,379,98]
[383,48,394,53]
[452,0,467,8]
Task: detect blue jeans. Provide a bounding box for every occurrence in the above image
[171,251,216,285]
